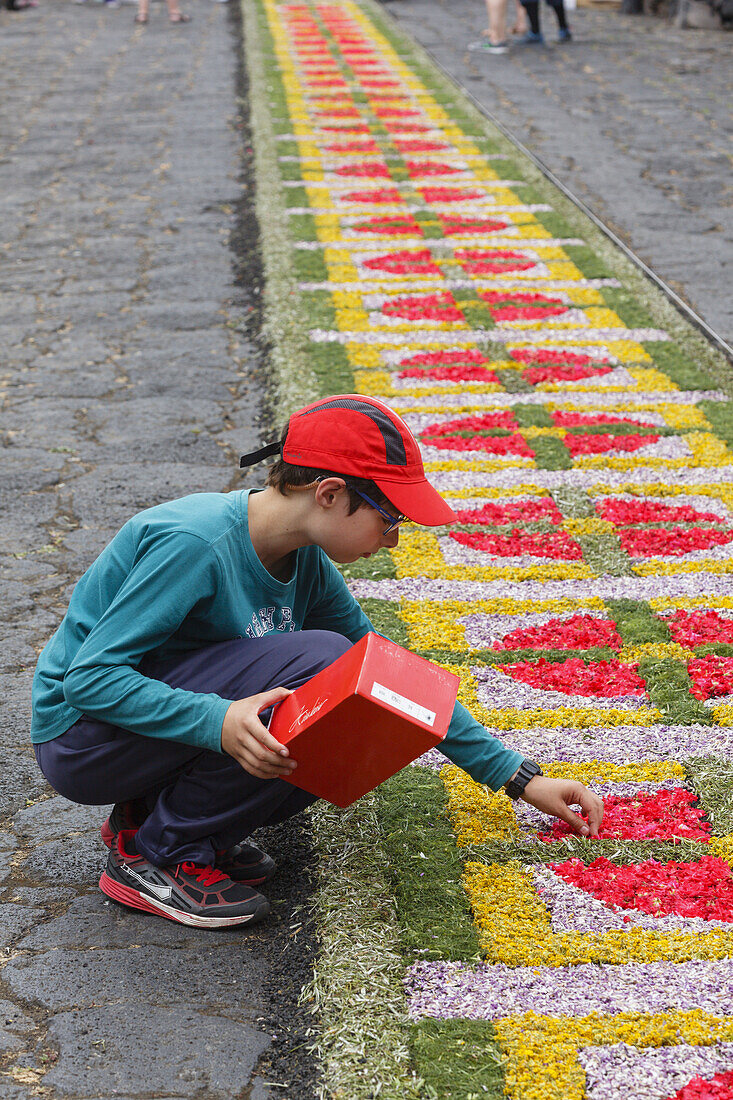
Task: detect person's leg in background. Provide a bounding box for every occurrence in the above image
[546,0,572,40]
[469,0,510,53]
[517,0,545,42]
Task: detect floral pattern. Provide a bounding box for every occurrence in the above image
[258,0,733,1093]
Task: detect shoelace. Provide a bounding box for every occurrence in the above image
[180,862,229,886]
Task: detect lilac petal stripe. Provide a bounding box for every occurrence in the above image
[405,959,733,1020]
[349,576,733,602]
[390,390,729,408]
[426,467,733,492]
[499,724,733,762]
[413,728,733,766]
[580,1043,733,1100]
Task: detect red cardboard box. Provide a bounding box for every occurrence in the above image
[269,632,459,807]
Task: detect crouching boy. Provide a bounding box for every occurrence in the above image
[31,395,603,929]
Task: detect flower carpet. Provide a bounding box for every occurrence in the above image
[241,0,733,1095]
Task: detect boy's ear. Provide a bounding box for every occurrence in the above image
[313,477,347,509]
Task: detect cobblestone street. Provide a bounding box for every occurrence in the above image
[381,0,732,345]
[0,3,315,1097]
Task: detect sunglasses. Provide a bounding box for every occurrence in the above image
[350,486,406,535]
[314,476,407,535]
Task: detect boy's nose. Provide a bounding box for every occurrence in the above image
[383,527,400,549]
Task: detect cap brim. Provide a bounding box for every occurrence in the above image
[374,475,458,527]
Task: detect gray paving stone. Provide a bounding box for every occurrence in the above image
[21,832,110,887]
[13,797,111,846]
[0,752,49,822]
[41,1005,270,1098]
[0,905,44,949]
[4,946,269,1011]
[0,1000,35,1056]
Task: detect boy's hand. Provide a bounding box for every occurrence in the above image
[221,687,297,780]
[520,775,604,838]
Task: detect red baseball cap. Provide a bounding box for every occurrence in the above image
[240,394,457,527]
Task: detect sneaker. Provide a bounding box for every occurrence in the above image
[100,832,271,928]
[216,842,276,886]
[101,807,275,885]
[517,30,545,44]
[467,39,509,53]
[558,27,572,41]
[100,799,149,848]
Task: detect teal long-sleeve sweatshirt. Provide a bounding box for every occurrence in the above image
[31,490,523,790]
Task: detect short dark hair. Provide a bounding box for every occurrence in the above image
[266,457,390,516]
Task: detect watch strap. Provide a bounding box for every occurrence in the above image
[504,759,543,800]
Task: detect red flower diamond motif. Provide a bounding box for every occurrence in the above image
[374,107,420,118]
[441,216,508,235]
[420,412,535,455]
[418,187,484,203]
[382,121,431,133]
[344,188,402,203]
[455,249,536,275]
[424,411,518,434]
[620,527,733,558]
[452,529,583,558]
[564,432,661,458]
[321,124,371,133]
[478,290,567,322]
[687,654,733,700]
[352,215,421,236]
[552,855,733,921]
[491,613,622,651]
[453,499,564,526]
[500,657,647,696]
[397,349,500,384]
[394,139,449,153]
[539,788,711,843]
[382,291,463,322]
[552,411,658,429]
[318,108,361,118]
[406,160,463,177]
[667,609,733,647]
[326,140,380,153]
[335,161,391,178]
[400,363,500,383]
[363,249,441,275]
[597,500,726,526]
[509,348,614,384]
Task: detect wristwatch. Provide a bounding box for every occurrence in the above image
[504,759,543,800]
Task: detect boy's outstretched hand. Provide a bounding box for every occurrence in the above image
[521,775,604,838]
[221,687,297,780]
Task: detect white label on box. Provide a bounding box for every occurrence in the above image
[370,681,436,727]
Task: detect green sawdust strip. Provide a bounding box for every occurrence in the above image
[377,769,481,962]
[686,757,733,836]
[409,1020,507,1100]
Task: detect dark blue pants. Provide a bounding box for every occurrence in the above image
[34,631,352,868]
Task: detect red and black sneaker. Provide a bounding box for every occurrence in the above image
[216,843,276,886]
[100,799,149,848]
[99,831,271,929]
